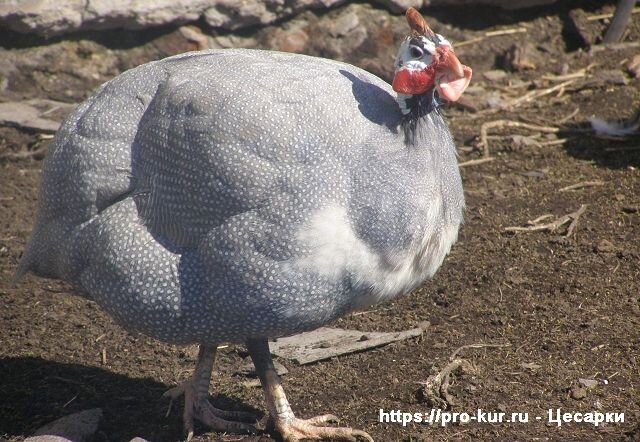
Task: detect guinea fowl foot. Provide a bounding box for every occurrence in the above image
[272,415,374,442]
[163,344,258,440]
[247,339,374,442]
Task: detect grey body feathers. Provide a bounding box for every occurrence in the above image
[17,49,464,344]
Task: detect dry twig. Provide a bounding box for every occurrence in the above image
[587,6,640,21]
[456,27,527,48]
[479,120,560,157]
[458,157,495,167]
[589,41,640,53]
[541,71,587,82]
[559,181,605,192]
[419,359,475,408]
[449,343,512,361]
[507,79,577,108]
[557,107,580,125]
[418,343,509,408]
[539,138,569,147]
[505,205,587,237]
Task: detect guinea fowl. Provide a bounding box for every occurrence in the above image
[16,8,471,442]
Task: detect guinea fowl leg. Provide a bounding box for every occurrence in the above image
[247,339,374,442]
[163,344,257,440]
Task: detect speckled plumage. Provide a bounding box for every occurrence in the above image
[17,48,464,345]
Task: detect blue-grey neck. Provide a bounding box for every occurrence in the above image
[398,89,441,146]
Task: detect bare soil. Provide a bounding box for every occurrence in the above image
[1,2,639,441]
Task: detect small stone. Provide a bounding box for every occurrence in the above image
[270,28,309,53]
[24,437,71,442]
[327,11,360,38]
[464,85,486,96]
[595,239,616,253]
[483,70,508,81]
[627,54,640,78]
[29,409,102,442]
[570,386,587,400]
[484,91,503,109]
[520,362,542,370]
[578,378,598,389]
[613,194,625,201]
[502,42,542,71]
[242,378,261,388]
[567,9,599,47]
[595,69,628,86]
[622,206,639,213]
[178,26,209,50]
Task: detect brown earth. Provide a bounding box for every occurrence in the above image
[1,2,639,441]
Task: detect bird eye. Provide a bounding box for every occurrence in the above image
[409,46,424,58]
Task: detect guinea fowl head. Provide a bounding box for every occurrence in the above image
[393,8,472,115]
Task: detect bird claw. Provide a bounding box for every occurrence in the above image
[274,415,374,442]
[163,381,258,440]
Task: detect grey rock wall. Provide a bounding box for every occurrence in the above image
[0,0,557,37]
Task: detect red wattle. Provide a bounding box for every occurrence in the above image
[392,66,436,95]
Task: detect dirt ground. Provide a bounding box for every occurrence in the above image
[1,2,639,441]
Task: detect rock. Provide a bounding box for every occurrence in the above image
[503,42,544,71]
[24,437,71,442]
[1,0,559,37]
[520,362,542,370]
[578,378,598,389]
[267,28,310,53]
[594,69,629,86]
[484,90,503,109]
[0,0,209,35]
[209,34,258,50]
[567,8,601,47]
[0,99,75,133]
[570,386,587,400]
[264,3,400,81]
[0,41,120,102]
[327,9,360,37]
[28,409,103,442]
[140,26,210,59]
[595,239,616,254]
[372,0,423,14]
[483,70,508,82]
[628,54,640,78]
[0,0,348,35]
[178,25,209,50]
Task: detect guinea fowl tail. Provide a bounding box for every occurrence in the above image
[11,242,34,287]
[11,220,64,287]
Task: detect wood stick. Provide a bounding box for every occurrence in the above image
[459,157,495,167]
[587,6,640,21]
[505,205,587,237]
[456,27,527,47]
[559,181,605,192]
[507,79,577,108]
[479,120,560,157]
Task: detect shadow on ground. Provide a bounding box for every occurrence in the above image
[0,356,262,441]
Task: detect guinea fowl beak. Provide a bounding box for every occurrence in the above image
[434,45,472,102]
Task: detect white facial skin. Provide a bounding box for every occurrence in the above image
[394,34,452,71]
